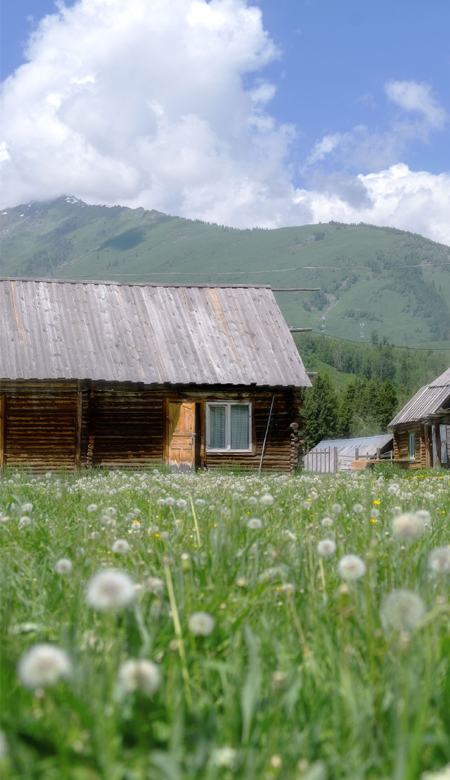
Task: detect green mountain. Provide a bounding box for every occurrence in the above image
[1,195,450,349]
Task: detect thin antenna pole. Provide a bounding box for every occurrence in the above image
[259,394,275,474]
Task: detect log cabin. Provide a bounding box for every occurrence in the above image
[389,366,450,469]
[0,278,312,473]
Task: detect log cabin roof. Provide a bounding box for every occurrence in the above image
[390,366,450,426]
[0,278,312,388]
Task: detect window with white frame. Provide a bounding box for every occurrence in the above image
[206,402,252,452]
[408,431,415,459]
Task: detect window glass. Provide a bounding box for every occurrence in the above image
[409,432,415,459]
[230,404,249,450]
[209,405,226,449]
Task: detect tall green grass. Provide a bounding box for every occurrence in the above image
[1,468,450,779]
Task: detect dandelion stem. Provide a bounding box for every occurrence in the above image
[319,558,327,604]
[189,494,201,547]
[164,560,192,706]
[286,591,306,646]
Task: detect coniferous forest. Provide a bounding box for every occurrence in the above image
[297,333,448,448]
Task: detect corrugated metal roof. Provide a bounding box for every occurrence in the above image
[0,279,311,387]
[303,434,393,472]
[430,366,450,387]
[389,385,450,425]
[310,434,392,451]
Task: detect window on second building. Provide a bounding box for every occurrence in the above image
[408,431,415,459]
[206,403,252,452]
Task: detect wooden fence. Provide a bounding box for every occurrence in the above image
[303,446,339,473]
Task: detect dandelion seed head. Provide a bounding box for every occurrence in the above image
[165,497,175,506]
[248,497,258,506]
[332,503,342,514]
[188,611,215,636]
[112,539,130,554]
[177,499,188,510]
[338,554,366,581]
[86,570,136,611]
[17,643,72,689]
[147,576,165,594]
[353,503,364,514]
[416,510,431,522]
[86,504,98,513]
[18,516,32,529]
[210,746,237,769]
[317,539,336,558]
[380,589,426,631]
[392,512,425,542]
[428,547,450,575]
[22,503,33,513]
[117,659,161,696]
[247,517,262,530]
[321,517,334,528]
[260,493,274,506]
[55,558,72,575]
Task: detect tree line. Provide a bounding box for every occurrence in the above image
[298,334,448,449]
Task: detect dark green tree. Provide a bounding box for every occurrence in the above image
[303,373,339,449]
[378,378,398,430]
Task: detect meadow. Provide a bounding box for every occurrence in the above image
[1,467,450,780]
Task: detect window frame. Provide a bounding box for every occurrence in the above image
[408,431,416,460]
[205,401,252,453]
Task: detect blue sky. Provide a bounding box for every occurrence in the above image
[1,0,449,243]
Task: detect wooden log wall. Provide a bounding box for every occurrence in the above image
[90,384,164,468]
[0,382,78,471]
[0,382,304,473]
[393,422,426,468]
[204,390,303,472]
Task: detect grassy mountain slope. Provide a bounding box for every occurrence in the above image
[1,196,450,348]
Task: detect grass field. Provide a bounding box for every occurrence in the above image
[2,467,450,780]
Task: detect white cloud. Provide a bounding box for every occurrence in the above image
[304,80,448,173]
[294,164,450,245]
[385,80,448,129]
[0,2,449,245]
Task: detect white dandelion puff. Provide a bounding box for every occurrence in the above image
[17,643,72,689]
[416,509,431,523]
[428,547,450,575]
[260,494,274,506]
[87,504,98,514]
[188,611,215,636]
[321,517,334,528]
[112,539,130,554]
[353,503,364,514]
[54,558,72,575]
[165,497,175,506]
[86,570,136,611]
[247,518,262,530]
[392,512,425,542]
[18,516,32,529]
[210,746,237,769]
[380,589,426,631]
[338,554,366,581]
[147,576,165,595]
[317,539,336,558]
[332,503,342,514]
[248,497,258,506]
[22,503,33,513]
[117,659,161,696]
[177,499,188,510]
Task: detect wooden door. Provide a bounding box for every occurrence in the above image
[168,402,196,471]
